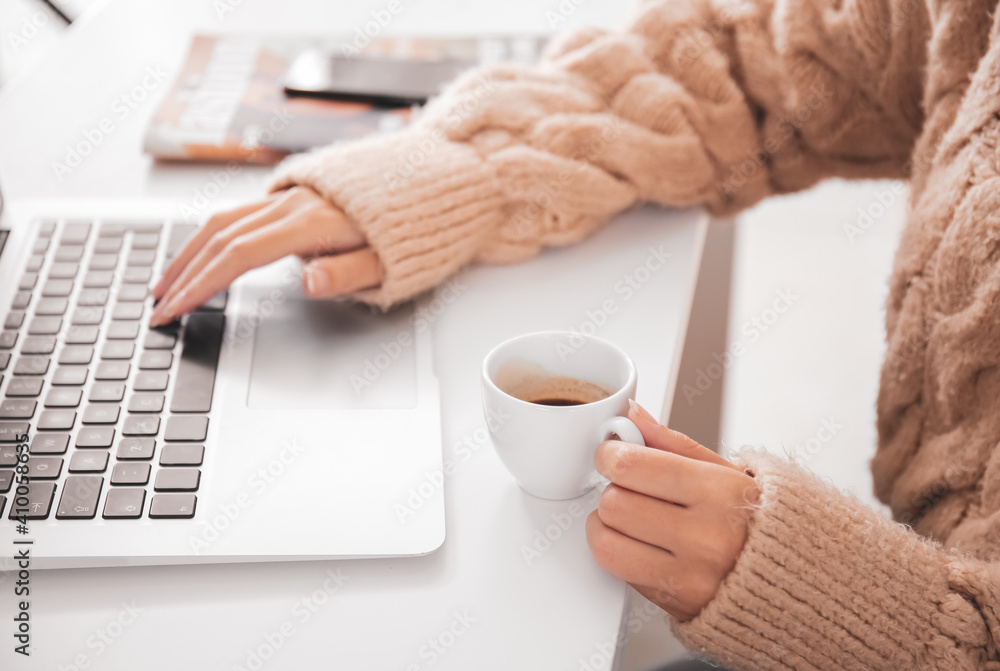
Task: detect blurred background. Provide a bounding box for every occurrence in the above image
[0,0,908,668]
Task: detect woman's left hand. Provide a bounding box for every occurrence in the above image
[586,401,759,621]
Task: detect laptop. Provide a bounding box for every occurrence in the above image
[0,198,446,569]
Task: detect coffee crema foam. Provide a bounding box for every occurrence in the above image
[493,359,615,405]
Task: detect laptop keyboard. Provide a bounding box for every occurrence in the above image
[0,219,225,521]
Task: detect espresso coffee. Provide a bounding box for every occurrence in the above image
[493,358,614,407]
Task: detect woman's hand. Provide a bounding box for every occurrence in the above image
[150,186,383,326]
[586,401,759,621]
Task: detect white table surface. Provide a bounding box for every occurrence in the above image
[0,0,708,668]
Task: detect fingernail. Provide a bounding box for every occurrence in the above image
[149,307,169,328]
[628,399,657,423]
[305,266,328,295]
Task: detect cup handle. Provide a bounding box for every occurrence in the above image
[602,415,645,446]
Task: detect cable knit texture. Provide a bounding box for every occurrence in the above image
[271,0,1000,667]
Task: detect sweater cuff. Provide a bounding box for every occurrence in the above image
[270,128,507,310]
[671,449,976,670]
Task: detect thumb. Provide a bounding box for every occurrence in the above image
[302,247,383,298]
[627,399,742,471]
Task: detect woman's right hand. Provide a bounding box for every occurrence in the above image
[150,186,383,326]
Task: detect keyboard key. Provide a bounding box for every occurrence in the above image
[82,404,120,425]
[159,444,204,466]
[0,400,35,419]
[13,356,49,375]
[0,422,29,442]
[148,494,196,518]
[7,482,55,519]
[102,488,145,518]
[56,475,103,519]
[123,267,152,283]
[59,345,94,365]
[134,371,168,391]
[166,223,197,258]
[44,388,82,408]
[21,336,56,355]
[95,361,129,380]
[0,331,16,349]
[24,255,44,272]
[112,303,143,321]
[88,253,118,270]
[143,330,177,350]
[35,297,68,316]
[41,278,73,297]
[89,382,125,402]
[0,444,17,466]
[0,470,11,492]
[117,437,155,460]
[76,426,115,448]
[10,291,31,310]
[127,249,156,266]
[65,325,99,344]
[99,223,128,237]
[106,322,139,340]
[30,433,69,454]
[139,351,172,370]
[127,393,164,413]
[27,457,63,480]
[0,353,9,371]
[60,222,91,244]
[94,238,122,253]
[131,233,159,249]
[71,307,104,325]
[77,288,109,306]
[83,271,114,288]
[123,415,159,436]
[28,316,61,335]
[68,451,109,473]
[6,378,43,397]
[101,342,134,360]
[47,262,78,279]
[32,237,50,254]
[37,409,75,430]
[164,416,207,442]
[117,284,148,302]
[54,245,84,262]
[37,221,56,237]
[111,462,150,485]
[130,223,162,234]
[4,311,24,329]
[19,273,38,291]
[52,366,88,385]
[154,468,199,492]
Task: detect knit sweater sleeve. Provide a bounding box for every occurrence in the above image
[672,449,1000,670]
[271,0,929,309]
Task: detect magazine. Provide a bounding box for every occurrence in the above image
[144,34,546,164]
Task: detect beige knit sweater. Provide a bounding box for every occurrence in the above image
[272,0,1000,667]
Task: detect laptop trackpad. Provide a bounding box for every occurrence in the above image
[246,298,417,409]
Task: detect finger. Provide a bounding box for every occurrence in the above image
[597,484,746,574]
[155,188,333,315]
[597,484,686,553]
[154,211,337,323]
[627,400,740,471]
[152,194,278,300]
[594,440,726,505]
[587,512,715,620]
[302,248,383,298]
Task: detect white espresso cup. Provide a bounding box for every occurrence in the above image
[481,331,645,500]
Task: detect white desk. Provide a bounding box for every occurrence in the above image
[0,0,707,668]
